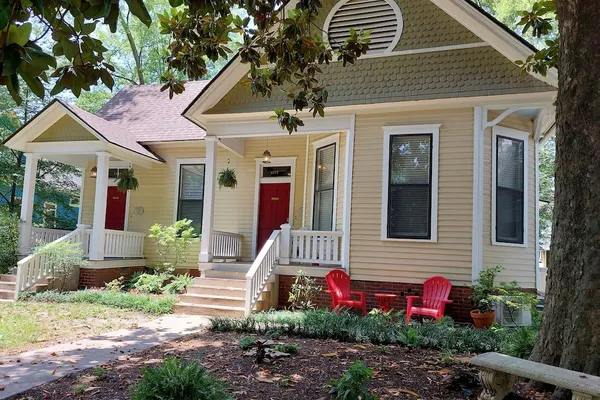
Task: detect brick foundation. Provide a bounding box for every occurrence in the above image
[278,275,474,323]
[79,266,146,288]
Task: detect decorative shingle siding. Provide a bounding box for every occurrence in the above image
[314,0,481,52]
[33,115,97,142]
[208,46,553,114]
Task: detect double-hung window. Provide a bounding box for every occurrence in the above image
[313,142,337,231]
[493,127,527,246]
[382,125,439,241]
[176,162,206,234]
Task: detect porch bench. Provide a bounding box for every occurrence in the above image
[470,352,600,400]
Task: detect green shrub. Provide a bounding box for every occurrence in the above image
[25,290,176,314]
[0,208,19,274]
[287,269,322,310]
[274,343,299,354]
[329,360,378,400]
[133,273,169,294]
[148,219,197,274]
[239,336,257,350]
[500,326,537,359]
[131,358,232,400]
[163,273,194,294]
[124,271,145,291]
[34,240,88,291]
[104,276,125,292]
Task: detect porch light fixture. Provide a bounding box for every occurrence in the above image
[262,137,272,164]
[90,166,98,178]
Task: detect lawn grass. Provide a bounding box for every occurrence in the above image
[0,301,154,356]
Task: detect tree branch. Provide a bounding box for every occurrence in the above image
[111,73,138,85]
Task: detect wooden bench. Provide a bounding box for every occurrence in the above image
[470,352,600,400]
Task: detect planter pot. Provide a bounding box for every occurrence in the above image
[470,309,496,329]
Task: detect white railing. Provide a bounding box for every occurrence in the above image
[213,231,242,260]
[15,227,87,299]
[289,229,343,265]
[103,229,146,258]
[30,228,71,248]
[245,230,281,316]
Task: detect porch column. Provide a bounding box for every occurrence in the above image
[89,152,111,261]
[199,137,217,263]
[18,153,38,255]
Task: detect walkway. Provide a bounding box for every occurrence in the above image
[0,314,209,399]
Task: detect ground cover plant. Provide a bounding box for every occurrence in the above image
[23,289,176,314]
[0,301,152,356]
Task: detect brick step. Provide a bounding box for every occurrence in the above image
[0,274,16,282]
[0,289,14,300]
[173,303,245,317]
[0,281,15,291]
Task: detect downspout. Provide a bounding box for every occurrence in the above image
[302,133,310,228]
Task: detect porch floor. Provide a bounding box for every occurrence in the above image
[199,260,341,278]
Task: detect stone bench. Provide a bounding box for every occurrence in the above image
[470,352,600,400]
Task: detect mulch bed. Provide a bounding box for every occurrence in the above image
[8,331,551,400]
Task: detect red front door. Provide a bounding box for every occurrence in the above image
[105,186,127,230]
[257,183,290,252]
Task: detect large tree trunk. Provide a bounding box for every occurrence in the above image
[530,1,600,398]
[119,12,144,85]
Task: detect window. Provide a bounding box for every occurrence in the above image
[43,202,57,228]
[382,125,439,241]
[313,143,337,231]
[493,127,527,246]
[176,163,205,233]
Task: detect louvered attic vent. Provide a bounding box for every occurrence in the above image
[324,0,403,55]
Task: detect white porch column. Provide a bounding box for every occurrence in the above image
[88,152,111,261]
[18,153,39,255]
[280,223,291,265]
[341,115,356,271]
[199,137,217,263]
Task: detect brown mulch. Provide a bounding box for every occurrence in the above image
[8,331,552,400]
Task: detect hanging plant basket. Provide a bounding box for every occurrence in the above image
[217,168,237,189]
[116,168,139,193]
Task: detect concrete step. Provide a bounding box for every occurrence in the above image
[0,289,14,300]
[178,293,266,309]
[193,277,246,289]
[0,281,15,291]
[203,269,248,279]
[173,303,245,317]
[0,274,16,282]
[186,285,246,297]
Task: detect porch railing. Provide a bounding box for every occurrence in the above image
[213,231,242,260]
[245,230,280,316]
[15,227,87,299]
[288,229,343,265]
[102,229,145,258]
[30,228,70,247]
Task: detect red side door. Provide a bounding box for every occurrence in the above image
[257,183,291,252]
[105,186,127,230]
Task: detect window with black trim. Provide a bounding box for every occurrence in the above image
[313,143,336,231]
[495,135,525,244]
[387,134,432,239]
[177,164,205,233]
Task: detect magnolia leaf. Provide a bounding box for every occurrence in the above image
[2,46,21,77]
[7,74,22,105]
[19,70,45,99]
[125,0,152,27]
[7,22,32,46]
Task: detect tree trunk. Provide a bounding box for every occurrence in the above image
[530,1,600,398]
[118,12,144,85]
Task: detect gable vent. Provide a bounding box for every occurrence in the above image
[324,0,403,55]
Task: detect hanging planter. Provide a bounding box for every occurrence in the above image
[217,168,238,189]
[116,168,139,193]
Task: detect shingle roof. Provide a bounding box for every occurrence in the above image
[97,81,208,142]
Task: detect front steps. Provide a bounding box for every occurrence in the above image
[174,267,278,317]
[0,274,16,300]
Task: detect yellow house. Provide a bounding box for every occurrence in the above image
[3,0,557,320]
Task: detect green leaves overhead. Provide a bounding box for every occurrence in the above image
[516,1,557,76]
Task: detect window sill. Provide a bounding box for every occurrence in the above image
[380,237,438,243]
[491,240,528,248]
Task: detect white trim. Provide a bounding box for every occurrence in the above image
[123,190,131,231]
[173,157,207,223]
[323,0,403,55]
[218,137,245,157]
[210,115,352,137]
[252,156,297,259]
[309,133,340,231]
[302,134,310,227]
[491,126,529,248]
[199,138,217,262]
[76,168,85,225]
[381,124,440,242]
[472,106,485,283]
[533,110,544,292]
[24,141,106,154]
[341,115,356,271]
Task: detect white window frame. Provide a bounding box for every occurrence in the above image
[492,126,529,248]
[174,158,207,223]
[309,134,340,231]
[381,124,440,242]
[43,201,57,228]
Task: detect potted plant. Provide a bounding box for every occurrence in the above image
[469,265,503,329]
[217,168,237,189]
[116,168,139,193]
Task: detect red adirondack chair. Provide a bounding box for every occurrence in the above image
[405,276,453,324]
[325,270,367,316]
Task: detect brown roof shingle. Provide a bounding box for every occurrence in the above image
[97,81,208,142]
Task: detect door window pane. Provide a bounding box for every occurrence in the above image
[496,136,524,243]
[313,143,336,231]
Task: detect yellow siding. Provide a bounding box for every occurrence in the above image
[349,109,474,285]
[33,115,97,142]
[482,114,536,288]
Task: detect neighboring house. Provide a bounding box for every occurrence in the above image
[3,0,557,319]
